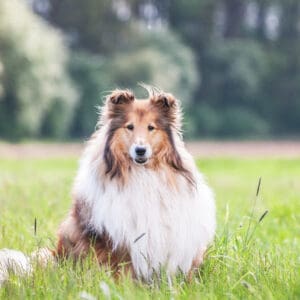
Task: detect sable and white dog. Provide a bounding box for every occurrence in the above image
[0,87,216,283]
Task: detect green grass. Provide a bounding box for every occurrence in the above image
[0,158,299,299]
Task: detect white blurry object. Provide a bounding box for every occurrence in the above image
[0,249,32,286]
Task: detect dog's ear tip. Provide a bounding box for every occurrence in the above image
[152,93,176,109]
[108,90,135,105]
[161,95,170,107]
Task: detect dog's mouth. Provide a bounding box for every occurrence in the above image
[134,157,148,165]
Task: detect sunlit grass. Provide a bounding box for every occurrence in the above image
[0,158,299,299]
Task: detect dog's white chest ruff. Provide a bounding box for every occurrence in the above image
[83,166,215,279]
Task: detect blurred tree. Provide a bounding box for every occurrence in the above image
[203,39,269,106]
[279,0,299,40]
[69,26,199,137]
[256,0,268,40]
[0,0,78,140]
[168,0,216,53]
[223,0,246,38]
[167,0,300,137]
[68,52,109,138]
[264,0,300,135]
[37,0,133,54]
[27,0,300,138]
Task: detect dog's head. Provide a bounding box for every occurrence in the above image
[101,88,191,182]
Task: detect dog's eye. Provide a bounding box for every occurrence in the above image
[126,124,134,131]
[148,125,155,131]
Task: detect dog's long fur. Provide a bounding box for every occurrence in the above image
[0,87,216,283]
[56,88,216,280]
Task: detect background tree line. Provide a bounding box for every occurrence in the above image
[0,0,299,140]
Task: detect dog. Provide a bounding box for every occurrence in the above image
[0,87,216,283]
[55,87,216,280]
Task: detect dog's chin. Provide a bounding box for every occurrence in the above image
[133,157,148,165]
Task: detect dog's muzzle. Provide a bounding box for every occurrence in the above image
[130,144,152,165]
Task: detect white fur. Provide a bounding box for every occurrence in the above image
[74,128,216,280]
[0,248,54,286]
[0,249,31,286]
[129,142,152,163]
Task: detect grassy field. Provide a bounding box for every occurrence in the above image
[0,157,299,299]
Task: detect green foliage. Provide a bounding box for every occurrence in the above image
[207,40,269,103]
[217,107,270,137]
[0,0,78,140]
[68,52,108,138]
[0,157,299,298]
[45,0,129,54]
[1,0,300,139]
[188,104,269,138]
[261,44,300,135]
[69,27,199,137]
[168,0,300,138]
[108,26,199,102]
[187,104,221,138]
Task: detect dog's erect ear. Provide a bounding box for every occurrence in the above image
[151,93,182,132]
[107,89,135,105]
[104,90,135,119]
[151,93,176,110]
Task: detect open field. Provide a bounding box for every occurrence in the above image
[0,140,300,158]
[0,152,299,298]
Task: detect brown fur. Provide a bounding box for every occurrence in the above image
[103,90,134,182]
[56,88,197,279]
[187,250,205,281]
[56,200,133,277]
[103,90,194,185]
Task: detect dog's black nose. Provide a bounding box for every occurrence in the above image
[135,146,146,156]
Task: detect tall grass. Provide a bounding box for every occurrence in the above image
[0,158,299,299]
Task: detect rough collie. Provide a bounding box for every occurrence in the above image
[0,87,216,283]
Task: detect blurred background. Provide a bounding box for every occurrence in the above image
[0,0,300,141]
